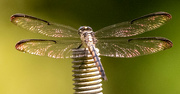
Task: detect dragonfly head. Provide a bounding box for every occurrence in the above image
[78,26,93,35]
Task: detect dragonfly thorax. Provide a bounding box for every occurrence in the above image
[78,26,97,48]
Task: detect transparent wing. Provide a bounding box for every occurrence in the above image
[96,37,173,58]
[11,14,79,38]
[15,39,81,58]
[95,12,171,38]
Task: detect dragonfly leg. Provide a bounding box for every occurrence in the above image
[78,48,88,69]
[77,44,82,49]
[78,60,85,69]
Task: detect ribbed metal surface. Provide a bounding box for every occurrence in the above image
[72,48,103,94]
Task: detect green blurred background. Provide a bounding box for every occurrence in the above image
[0,0,179,94]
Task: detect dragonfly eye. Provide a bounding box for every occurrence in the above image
[78,26,93,31]
[78,26,93,35]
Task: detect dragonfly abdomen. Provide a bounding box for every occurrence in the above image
[88,45,108,81]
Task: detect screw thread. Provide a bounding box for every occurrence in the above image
[72,48,103,94]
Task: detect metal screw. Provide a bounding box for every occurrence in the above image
[72,48,103,94]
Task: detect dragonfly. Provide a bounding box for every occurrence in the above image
[11,12,173,81]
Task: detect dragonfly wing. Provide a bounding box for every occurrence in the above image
[15,39,81,58]
[95,12,171,38]
[96,37,173,58]
[11,14,79,38]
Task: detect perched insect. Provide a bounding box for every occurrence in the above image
[11,12,173,80]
